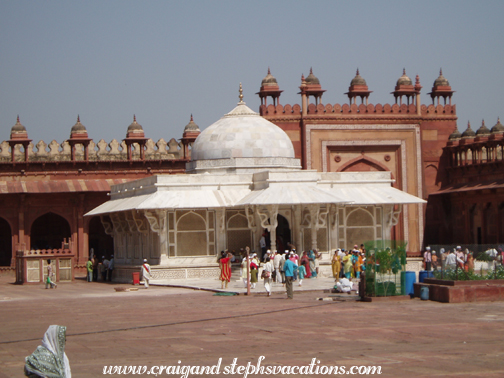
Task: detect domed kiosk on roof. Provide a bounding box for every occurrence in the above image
[461,121,476,138]
[476,120,491,137]
[448,128,462,141]
[345,69,372,105]
[11,115,27,135]
[491,118,504,134]
[70,115,88,137]
[396,69,412,86]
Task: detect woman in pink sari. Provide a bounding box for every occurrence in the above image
[300,251,312,279]
[219,252,232,289]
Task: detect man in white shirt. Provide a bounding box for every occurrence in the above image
[336,277,353,294]
[423,247,432,271]
[445,250,457,270]
[141,259,151,288]
[273,251,282,284]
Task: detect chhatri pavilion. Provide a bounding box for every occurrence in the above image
[87,85,425,282]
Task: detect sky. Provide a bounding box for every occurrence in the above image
[1,1,504,146]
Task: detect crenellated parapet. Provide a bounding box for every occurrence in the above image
[0,137,182,163]
[259,102,456,117]
[0,115,194,163]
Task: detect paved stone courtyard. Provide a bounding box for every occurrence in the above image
[1,273,503,377]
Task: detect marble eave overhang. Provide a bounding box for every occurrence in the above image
[85,170,425,217]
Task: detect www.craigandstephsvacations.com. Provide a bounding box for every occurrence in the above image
[103,356,382,376]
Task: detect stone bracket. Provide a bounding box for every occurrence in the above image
[245,205,256,229]
[110,213,128,234]
[132,211,148,233]
[144,210,167,234]
[257,204,279,232]
[100,215,114,236]
[385,204,402,228]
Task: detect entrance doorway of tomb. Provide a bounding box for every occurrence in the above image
[264,214,291,253]
[30,212,71,250]
[0,217,12,266]
[88,216,114,259]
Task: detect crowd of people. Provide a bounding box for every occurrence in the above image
[85,254,114,282]
[330,244,366,280]
[422,245,504,272]
[217,247,324,299]
[423,246,475,272]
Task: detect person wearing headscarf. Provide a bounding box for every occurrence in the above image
[331,250,341,279]
[250,260,258,289]
[342,250,353,279]
[308,250,317,278]
[300,251,312,279]
[297,261,306,287]
[25,325,71,378]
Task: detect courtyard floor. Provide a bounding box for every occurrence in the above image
[0,272,503,377]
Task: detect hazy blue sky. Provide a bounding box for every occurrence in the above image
[1,1,503,145]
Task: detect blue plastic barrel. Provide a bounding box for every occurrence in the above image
[420,286,429,300]
[419,270,434,283]
[404,271,416,296]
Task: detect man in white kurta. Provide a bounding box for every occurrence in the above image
[141,259,151,288]
[336,277,353,293]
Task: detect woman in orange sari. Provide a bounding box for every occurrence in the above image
[220,252,232,289]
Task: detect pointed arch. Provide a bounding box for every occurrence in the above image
[0,217,12,266]
[227,213,249,229]
[176,211,208,256]
[227,211,252,254]
[30,212,71,250]
[338,155,394,179]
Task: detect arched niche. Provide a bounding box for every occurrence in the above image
[30,212,71,250]
[176,211,208,256]
[226,212,252,255]
[345,207,376,249]
[88,216,114,259]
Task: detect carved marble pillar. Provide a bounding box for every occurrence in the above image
[384,205,402,241]
[144,210,168,265]
[307,204,329,251]
[110,213,128,261]
[292,205,302,251]
[245,205,260,252]
[328,204,339,252]
[215,208,227,253]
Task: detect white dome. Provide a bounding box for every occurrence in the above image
[191,103,294,160]
[187,100,300,174]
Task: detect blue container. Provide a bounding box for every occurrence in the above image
[404,271,416,296]
[420,286,429,300]
[419,270,434,283]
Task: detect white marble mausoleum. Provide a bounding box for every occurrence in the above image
[86,86,425,282]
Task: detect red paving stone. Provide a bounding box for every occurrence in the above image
[1,272,504,377]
